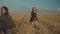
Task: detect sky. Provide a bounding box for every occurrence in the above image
[0,0,60,14]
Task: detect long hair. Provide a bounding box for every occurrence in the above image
[31,7,37,16]
[32,7,37,13]
[1,6,9,16]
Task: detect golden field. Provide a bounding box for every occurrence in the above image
[10,14,60,34]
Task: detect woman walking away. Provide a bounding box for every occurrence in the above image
[0,6,16,34]
[30,7,38,28]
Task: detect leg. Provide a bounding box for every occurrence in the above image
[33,21,38,28]
[31,22,34,26]
[34,21,38,26]
[31,21,37,28]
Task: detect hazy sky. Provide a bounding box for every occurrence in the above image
[0,0,60,14]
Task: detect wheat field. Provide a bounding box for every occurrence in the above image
[10,14,60,34]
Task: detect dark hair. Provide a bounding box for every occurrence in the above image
[1,6,9,16]
[31,7,37,17]
[32,7,37,13]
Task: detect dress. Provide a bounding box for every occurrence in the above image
[30,12,38,22]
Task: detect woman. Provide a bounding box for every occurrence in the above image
[0,6,16,34]
[30,7,38,28]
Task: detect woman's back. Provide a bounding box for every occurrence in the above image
[0,6,16,30]
[0,15,15,30]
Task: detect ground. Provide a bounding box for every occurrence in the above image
[10,14,60,34]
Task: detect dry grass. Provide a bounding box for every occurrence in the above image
[10,14,60,34]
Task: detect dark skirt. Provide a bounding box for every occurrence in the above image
[0,15,16,30]
[30,17,38,22]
